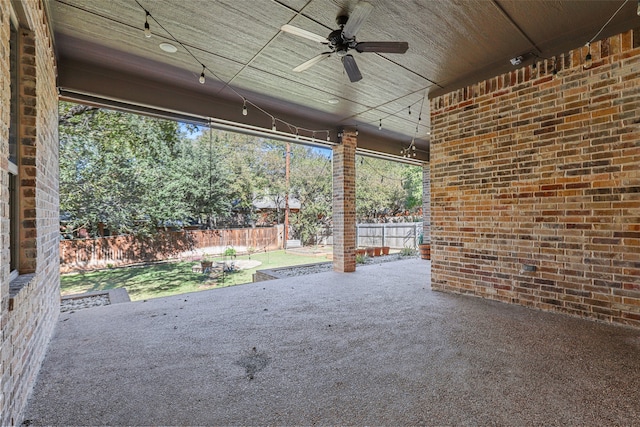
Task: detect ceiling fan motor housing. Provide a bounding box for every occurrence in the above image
[328,29,352,56]
[336,15,349,27]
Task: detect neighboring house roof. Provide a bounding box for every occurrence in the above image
[253,196,301,210]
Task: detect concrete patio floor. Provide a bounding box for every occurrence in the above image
[24,259,640,425]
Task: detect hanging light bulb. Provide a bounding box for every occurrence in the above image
[242,99,248,116]
[637,0,640,16]
[144,11,151,38]
[271,118,277,131]
[412,152,416,157]
[412,145,416,151]
[379,119,382,131]
[584,43,593,69]
[355,126,359,136]
[199,65,206,84]
[312,132,316,142]
[326,132,331,142]
[408,106,412,115]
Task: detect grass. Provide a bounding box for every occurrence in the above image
[60,250,331,301]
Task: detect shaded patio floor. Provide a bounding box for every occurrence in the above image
[24,259,640,425]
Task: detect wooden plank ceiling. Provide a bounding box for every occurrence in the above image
[47,0,640,161]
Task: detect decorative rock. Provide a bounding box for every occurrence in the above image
[61,295,110,312]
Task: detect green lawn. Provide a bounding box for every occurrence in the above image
[60,250,331,301]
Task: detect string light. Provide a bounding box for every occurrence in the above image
[584,43,592,69]
[379,119,382,131]
[355,126,359,136]
[144,11,151,38]
[199,65,206,84]
[134,1,346,144]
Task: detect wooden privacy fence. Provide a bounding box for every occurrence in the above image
[60,226,283,273]
[357,222,423,249]
[316,222,423,248]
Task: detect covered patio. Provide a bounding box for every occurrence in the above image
[24,259,640,425]
[3,0,640,423]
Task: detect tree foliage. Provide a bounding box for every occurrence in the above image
[355,156,422,222]
[59,102,423,240]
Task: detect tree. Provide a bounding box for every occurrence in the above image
[402,166,423,210]
[59,102,229,235]
[355,156,422,222]
[175,130,232,228]
[289,146,332,244]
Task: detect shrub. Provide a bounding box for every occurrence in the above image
[356,254,368,264]
[223,247,237,258]
[400,247,416,256]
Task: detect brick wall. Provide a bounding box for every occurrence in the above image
[1,0,60,424]
[430,29,640,327]
[332,131,357,272]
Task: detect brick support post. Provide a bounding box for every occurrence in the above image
[422,163,430,243]
[18,29,37,274]
[332,131,356,272]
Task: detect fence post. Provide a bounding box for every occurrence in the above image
[414,223,417,248]
[356,224,360,248]
[382,224,386,247]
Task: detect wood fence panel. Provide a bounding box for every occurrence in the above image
[60,226,282,272]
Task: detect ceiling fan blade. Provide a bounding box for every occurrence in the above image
[293,52,331,72]
[355,41,409,54]
[342,54,362,83]
[342,1,373,40]
[280,24,327,44]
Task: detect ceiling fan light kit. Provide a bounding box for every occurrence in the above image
[281,1,409,83]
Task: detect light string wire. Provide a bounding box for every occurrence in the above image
[527,0,630,72]
[135,0,333,140]
[589,0,629,44]
[396,88,428,157]
[358,156,405,183]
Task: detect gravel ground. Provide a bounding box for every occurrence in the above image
[25,258,640,426]
[275,254,417,277]
[60,295,110,312]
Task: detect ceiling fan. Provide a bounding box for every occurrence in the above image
[281,1,409,83]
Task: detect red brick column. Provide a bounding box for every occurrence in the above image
[332,131,356,272]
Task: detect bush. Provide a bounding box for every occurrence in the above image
[223,247,237,257]
[356,254,368,264]
[400,247,416,256]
